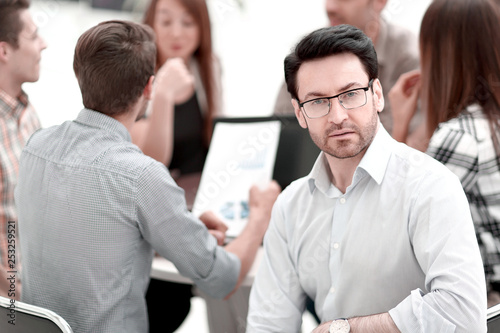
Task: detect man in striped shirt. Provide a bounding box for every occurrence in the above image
[0,0,46,299]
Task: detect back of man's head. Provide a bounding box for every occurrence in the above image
[0,0,30,48]
[284,24,378,101]
[73,20,156,116]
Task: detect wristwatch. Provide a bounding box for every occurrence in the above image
[329,318,350,333]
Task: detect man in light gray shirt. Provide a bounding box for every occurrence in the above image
[15,20,279,333]
[247,25,486,333]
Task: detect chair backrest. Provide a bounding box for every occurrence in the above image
[0,296,73,333]
[488,303,500,332]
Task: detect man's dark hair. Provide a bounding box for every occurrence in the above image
[73,20,156,116]
[284,24,378,101]
[0,0,30,49]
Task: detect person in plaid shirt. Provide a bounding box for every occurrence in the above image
[390,0,500,306]
[0,0,46,299]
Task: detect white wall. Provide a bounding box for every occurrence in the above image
[25,0,431,127]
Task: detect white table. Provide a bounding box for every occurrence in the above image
[150,247,263,286]
[150,247,264,333]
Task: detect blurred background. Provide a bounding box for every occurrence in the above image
[23,0,432,331]
[26,0,431,128]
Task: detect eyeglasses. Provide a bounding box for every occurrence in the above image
[298,79,374,119]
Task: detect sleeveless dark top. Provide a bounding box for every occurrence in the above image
[169,92,208,175]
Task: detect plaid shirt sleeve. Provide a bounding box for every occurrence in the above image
[427,112,500,282]
[0,91,41,297]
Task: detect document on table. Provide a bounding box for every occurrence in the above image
[192,120,281,238]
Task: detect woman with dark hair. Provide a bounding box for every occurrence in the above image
[133,0,222,173]
[390,0,500,306]
[132,0,223,331]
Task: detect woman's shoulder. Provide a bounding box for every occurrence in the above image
[438,104,490,140]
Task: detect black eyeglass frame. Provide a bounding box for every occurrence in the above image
[298,79,374,119]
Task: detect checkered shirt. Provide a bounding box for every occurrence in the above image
[427,104,500,283]
[0,89,40,289]
[15,109,239,333]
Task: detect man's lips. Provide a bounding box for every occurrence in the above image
[329,130,355,138]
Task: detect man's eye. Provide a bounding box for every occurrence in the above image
[344,90,360,98]
[311,99,328,105]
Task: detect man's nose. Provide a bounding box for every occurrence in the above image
[326,99,349,124]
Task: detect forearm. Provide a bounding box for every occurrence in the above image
[406,121,430,152]
[138,94,175,165]
[349,313,400,333]
[391,120,410,143]
[315,313,399,333]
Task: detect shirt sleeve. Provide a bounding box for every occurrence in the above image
[426,125,479,191]
[135,161,240,299]
[247,192,307,333]
[388,166,487,333]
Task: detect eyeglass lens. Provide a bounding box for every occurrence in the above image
[303,88,367,118]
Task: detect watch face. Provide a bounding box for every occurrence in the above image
[329,319,350,333]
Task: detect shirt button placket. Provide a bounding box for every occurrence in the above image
[329,195,347,303]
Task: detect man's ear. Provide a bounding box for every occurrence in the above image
[373,78,385,113]
[143,75,155,100]
[0,41,11,62]
[292,99,308,129]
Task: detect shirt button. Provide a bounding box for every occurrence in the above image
[329,287,335,294]
[333,243,340,249]
[339,197,346,204]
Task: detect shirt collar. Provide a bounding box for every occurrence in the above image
[357,124,393,185]
[0,89,29,117]
[308,153,332,194]
[307,124,393,194]
[74,108,132,142]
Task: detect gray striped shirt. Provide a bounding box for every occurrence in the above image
[16,108,239,333]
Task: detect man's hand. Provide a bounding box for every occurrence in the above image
[247,180,281,234]
[199,211,228,245]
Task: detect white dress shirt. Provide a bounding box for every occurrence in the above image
[247,126,486,333]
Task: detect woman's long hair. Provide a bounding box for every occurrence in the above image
[420,0,500,160]
[143,0,216,143]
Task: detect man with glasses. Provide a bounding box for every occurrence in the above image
[273,0,420,138]
[247,25,486,333]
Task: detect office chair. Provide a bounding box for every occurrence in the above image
[0,296,73,333]
[488,303,500,332]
